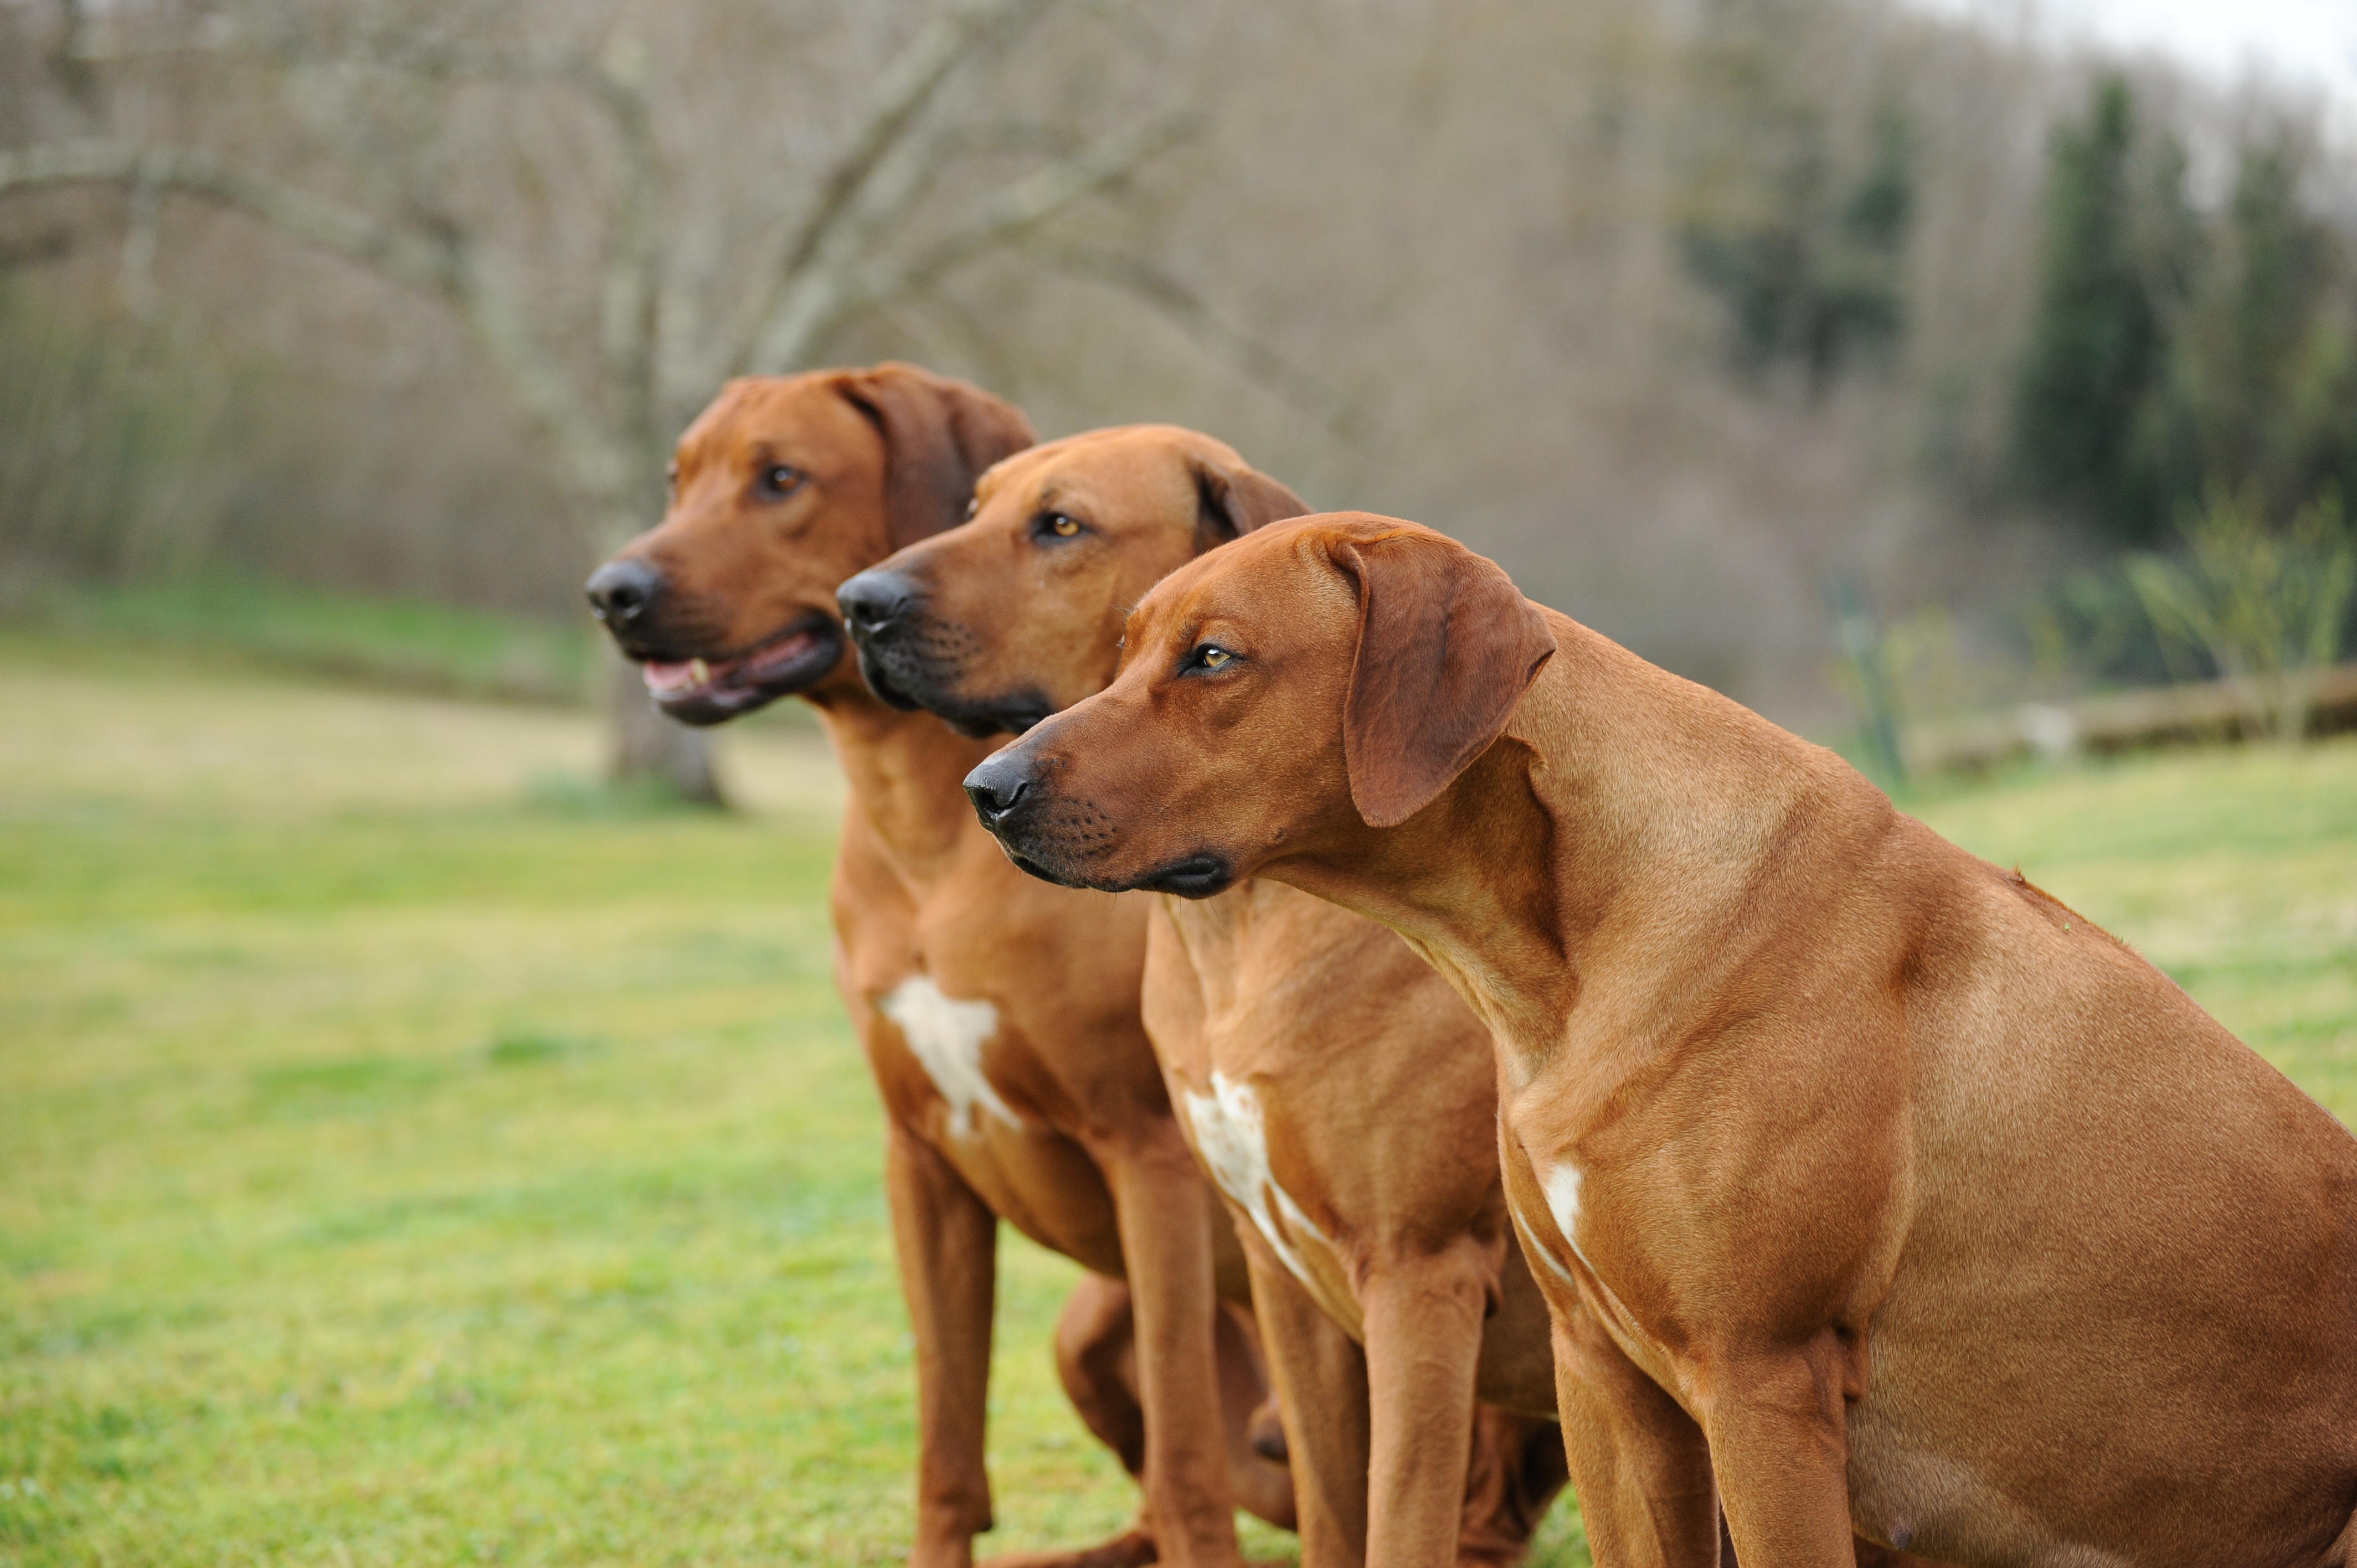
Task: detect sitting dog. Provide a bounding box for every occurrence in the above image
[837,425,1569,1568]
[960,512,2357,1568]
[584,367,1295,1568]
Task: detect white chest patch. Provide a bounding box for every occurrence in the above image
[1542,1160,1598,1273]
[878,975,1019,1138]
[1180,1073,1330,1287]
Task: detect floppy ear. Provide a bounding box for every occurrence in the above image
[837,363,1038,549]
[1191,458,1309,553]
[1330,528,1557,829]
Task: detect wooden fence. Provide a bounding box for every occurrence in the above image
[1902,663,2357,775]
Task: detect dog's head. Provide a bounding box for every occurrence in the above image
[963,513,1557,896]
[835,424,1305,736]
[584,363,1034,724]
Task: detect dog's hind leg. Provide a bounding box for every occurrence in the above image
[1210,1297,1299,1533]
[1021,1275,1295,1568]
[1052,1273,1148,1478]
[1455,1405,1571,1567]
[972,1277,1156,1568]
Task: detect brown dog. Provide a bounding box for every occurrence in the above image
[837,425,1570,1568]
[961,511,2357,1568]
[584,368,1295,1568]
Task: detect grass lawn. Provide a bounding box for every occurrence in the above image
[2,641,2350,1567]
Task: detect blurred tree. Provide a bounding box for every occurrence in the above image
[2013,81,2357,553]
[1679,1,1916,401]
[4,0,2341,734]
[2010,76,2177,540]
[2162,128,2357,521]
[0,0,1190,800]
[0,281,255,582]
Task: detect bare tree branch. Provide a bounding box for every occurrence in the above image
[445,241,637,524]
[0,140,457,292]
[773,0,1048,291]
[749,109,1197,374]
[1036,240,1366,444]
[0,139,634,527]
[723,0,1047,378]
[748,110,1198,375]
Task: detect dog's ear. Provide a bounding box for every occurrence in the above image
[1191,457,1309,554]
[837,363,1037,549]
[1329,527,1556,829]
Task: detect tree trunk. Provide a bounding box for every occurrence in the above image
[603,644,724,806]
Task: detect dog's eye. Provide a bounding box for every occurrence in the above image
[665,461,680,496]
[1033,511,1084,541]
[1188,644,1236,673]
[965,497,980,520]
[755,463,804,500]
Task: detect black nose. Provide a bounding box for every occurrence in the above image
[837,569,914,644]
[964,752,1036,830]
[586,557,665,630]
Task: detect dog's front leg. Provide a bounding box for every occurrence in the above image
[1101,1129,1244,1568]
[887,1122,1000,1568]
[1238,1226,1370,1568]
[1702,1343,1857,1568]
[1361,1241,1495,1567]
[1552,1298,1718,1567]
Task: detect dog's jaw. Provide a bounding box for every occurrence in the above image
[982,811,1235,899]
[633,611,847,725]
[850,630,1054,739]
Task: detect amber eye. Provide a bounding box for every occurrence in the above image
[1194,645,1234,671]
[755,463,804,500]
[1048,514,1080,537]
[1033,510,1084,541]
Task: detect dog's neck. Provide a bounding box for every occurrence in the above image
[804,672,1000,883]
[1277,611,1885,1079]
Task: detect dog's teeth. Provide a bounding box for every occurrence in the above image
[690,658,710,684]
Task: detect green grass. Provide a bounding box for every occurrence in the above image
[1908,743,2357,1123]
[1,646,2349,1567]
[9,574,598,706]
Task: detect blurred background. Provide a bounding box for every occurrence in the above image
[5,0,2355,768]
[3,3,2355,1565]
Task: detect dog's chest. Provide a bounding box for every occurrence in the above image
[877,974,1022,1138]
[1178,1072,1359,1331]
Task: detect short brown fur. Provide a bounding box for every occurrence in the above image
[591,369,1294,1568]
[857,424,1571,1568]
[967,511,2357,1568]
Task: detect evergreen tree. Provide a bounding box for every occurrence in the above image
[1681,107,1916,400]
[2178,132,2340,513]
[2011,77,2168,539]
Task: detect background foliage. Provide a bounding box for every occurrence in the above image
[6,0,2352,733]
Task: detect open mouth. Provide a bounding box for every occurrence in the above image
[639,613,843,725]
